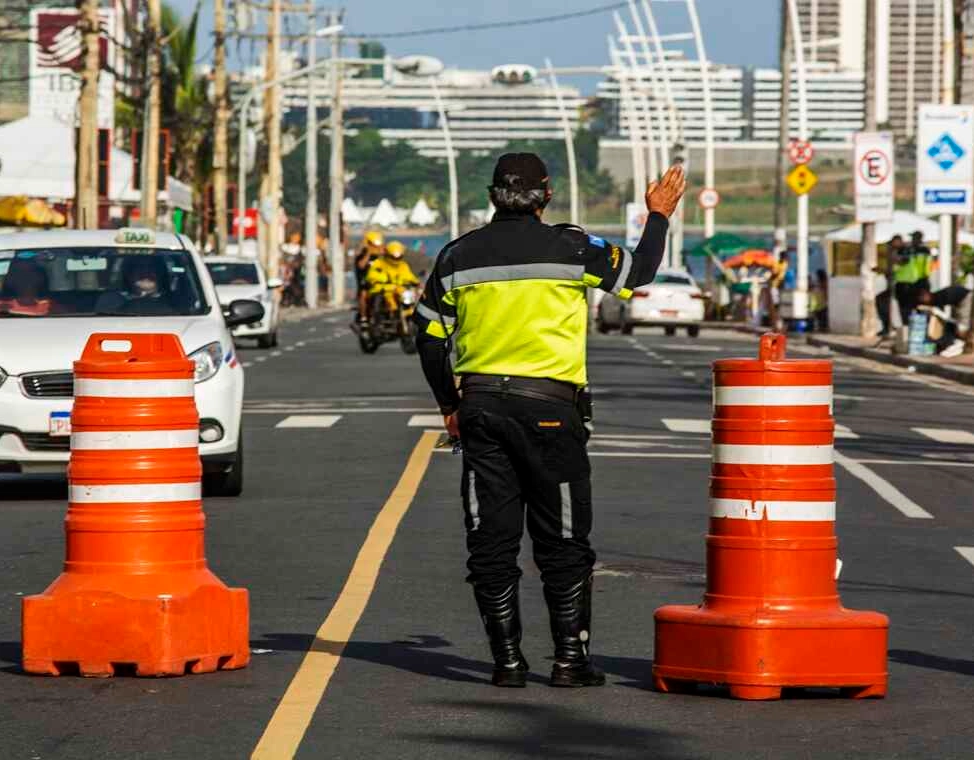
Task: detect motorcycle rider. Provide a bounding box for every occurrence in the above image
[364,240,420,322]
[356,231,386,324]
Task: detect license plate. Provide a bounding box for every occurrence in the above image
[49,412,71,437]
[661,309,679,317]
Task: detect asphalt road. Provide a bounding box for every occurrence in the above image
[2,314,974,759]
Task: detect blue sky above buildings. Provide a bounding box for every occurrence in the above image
[170,0,780,87]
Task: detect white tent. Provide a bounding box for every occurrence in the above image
[341,197,366,225]
[0,116,192,210]
[408,197,438,227]
[369,198,402,228]
[823,210,974,247]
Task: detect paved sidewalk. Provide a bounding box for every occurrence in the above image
[807,333,974,386]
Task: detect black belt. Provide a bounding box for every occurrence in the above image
[460,374,579,404]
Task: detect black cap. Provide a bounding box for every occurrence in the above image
[491,152,549,191]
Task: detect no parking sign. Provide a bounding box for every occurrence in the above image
[854,132,895,223]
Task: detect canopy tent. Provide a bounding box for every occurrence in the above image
[0,116,192,212]
[369,198,403,228]
[341,197,366,225]
[408,197,438,227]
[823,210,974,247]
[686,232,766,259]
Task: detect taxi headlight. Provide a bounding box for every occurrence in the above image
[189,342,223,383]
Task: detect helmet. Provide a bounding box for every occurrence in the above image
[364,231,384,250]
[385,240,406,260]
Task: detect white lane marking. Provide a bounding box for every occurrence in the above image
[71,429,198,450]
[309,327,317,333]
[833,451,934,519]
[271,351,283,357]
[408,414,445,427]
[659,345,722,352]
[589,440,704,450]
[711,498,836,522]
[74,378,194,398]
[715,385,831,407]
[591,433,683,440]
[588,452,711,459]
[681,371,696,378]
[954,547,974,567]
[70,482,200,503]
[295,341,307,347]
[243,361,254,368]
[713,444,833,466]
[284,346,296,352]
[834,393,871,401]
[834,424,859,439]
[275,415,342,429]
[255,356,268,362]
[859,458,974,467]
[913,428,974,445]
[662,418,710,434]
[661,360,674,366]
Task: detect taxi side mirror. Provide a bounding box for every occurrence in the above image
[225,299,264,327]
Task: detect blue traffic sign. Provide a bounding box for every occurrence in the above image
[923,188,968,205]
[927,133,966,171]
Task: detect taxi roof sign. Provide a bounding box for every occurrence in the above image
[114,228,156,246]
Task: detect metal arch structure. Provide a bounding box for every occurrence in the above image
[607,36,648,205]
[611,21,658,198]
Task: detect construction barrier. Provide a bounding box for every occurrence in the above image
[22,334,250,677]
[653,333,888,700]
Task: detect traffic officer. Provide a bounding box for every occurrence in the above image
[414,153,686,688]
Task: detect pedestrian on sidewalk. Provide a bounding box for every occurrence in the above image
[413,153,686,688]
[875,235,905,337]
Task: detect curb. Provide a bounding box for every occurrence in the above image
[806,335,974,387]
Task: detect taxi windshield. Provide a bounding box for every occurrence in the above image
[0,247,208,318]
[206,262,261,286]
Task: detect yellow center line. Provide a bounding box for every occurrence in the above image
[251,430,440,759]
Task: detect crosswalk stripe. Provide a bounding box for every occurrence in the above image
[662,418,710,434]
[913,428,974,445]
[275,415,342,429]
[408,414,445,428]
[834,424,859,439]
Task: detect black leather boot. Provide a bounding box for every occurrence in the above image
[473,583,530,687]
[544,575,605,687]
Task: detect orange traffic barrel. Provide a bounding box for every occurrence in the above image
[653,333,888,700]
[21,334,250,677]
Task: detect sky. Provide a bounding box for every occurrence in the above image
[169,0,781,89]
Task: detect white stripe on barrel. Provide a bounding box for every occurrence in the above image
[712,443,833,466]
[70,482,201,503]
[714,385,832,409]
[74,378,195,398]
[71,429,199,450]
[710,498,836,521]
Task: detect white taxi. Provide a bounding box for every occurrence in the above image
[204,256,281,348]
[0,228,263,495]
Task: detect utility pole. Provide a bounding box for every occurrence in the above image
[328,13,345,306]
[212,0,230,254]
[772,0,793,256]
[786,0,810,324]
[304,8,319,308]
[861,0,880,338]
[141,0,162,228]
[75,0,100,230]
[262,0,283,279]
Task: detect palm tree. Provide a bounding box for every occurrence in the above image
[160,1,213,212]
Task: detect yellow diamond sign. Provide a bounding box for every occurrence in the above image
[787,165,818,195]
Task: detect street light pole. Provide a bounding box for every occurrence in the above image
[686,0,717,239]
[608,39,646,204]
[430,79,460,240]
[625,1,665,181]
[328,20,345,306]
[938,0,955,290]
[786,0,810,323]
[304,9,318,308]
[544,59,579,226]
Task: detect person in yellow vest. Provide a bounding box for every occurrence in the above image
[364,240,419,319]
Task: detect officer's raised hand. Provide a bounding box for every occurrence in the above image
[645,164,687,218]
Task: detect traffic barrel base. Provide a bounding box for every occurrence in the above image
[20,334,250,677]
[652,334,888,700]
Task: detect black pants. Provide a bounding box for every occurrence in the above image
[458,390,595,594]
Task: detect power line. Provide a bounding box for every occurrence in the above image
[346,1,629,39]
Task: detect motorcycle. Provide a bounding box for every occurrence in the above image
[356,284,419,355]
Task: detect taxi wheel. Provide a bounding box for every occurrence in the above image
[664,326,677,336]
[621,322,634,335]
[257,331,277,349]
[203,437,244,497]
[687,325,700,338]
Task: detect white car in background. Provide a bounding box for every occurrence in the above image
[597,267,705,338]
[205,256,281,348]
[0,229,264,496]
